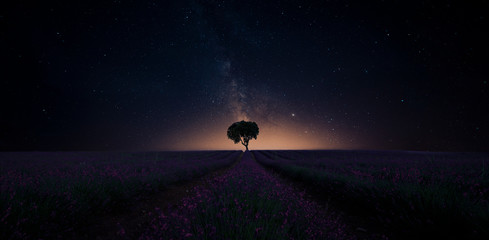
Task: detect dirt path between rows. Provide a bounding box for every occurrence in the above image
[73,152,244,240]
[250,152,391,240]
[75,151,387,240]
[136,150,359,239]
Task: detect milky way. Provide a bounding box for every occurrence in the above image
[1,0,488,151]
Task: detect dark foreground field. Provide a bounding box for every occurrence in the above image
[1,150,488,239]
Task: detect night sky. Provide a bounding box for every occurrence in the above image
[1,0,488,151]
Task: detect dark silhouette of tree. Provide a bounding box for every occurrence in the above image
[227,120,259,151]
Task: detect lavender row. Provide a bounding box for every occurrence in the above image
[254,150,489,239]
[138,151,356,240]
[0,151,241,239]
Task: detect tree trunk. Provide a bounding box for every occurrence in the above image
[242,139,249,151]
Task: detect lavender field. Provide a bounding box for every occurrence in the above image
[2,150,488,239]
[138,151,354,240]
[0,151,241,239]
[255,150,489,239]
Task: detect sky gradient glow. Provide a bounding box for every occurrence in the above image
[1,0,488,151]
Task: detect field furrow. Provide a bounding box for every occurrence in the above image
[0,151,241,239]
[139,151,355,240]
[3,150,488,239]
[254,150,489,240]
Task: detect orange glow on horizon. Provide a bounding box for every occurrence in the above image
[145,75,372,151]
[151,118,365,151]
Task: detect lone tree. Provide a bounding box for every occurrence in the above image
[227,120,259,151]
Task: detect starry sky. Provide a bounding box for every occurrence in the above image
[1,0,488,151]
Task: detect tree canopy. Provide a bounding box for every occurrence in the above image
[227,120,259,151]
